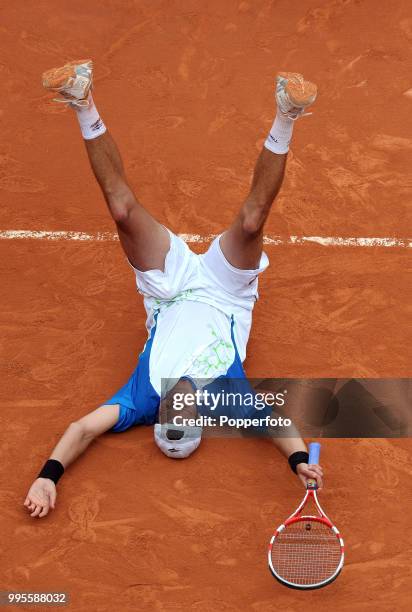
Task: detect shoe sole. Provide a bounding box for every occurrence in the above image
[42,59,92,90]
[278,71,317,107]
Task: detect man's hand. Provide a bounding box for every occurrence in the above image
[296,463,324,490]
[24,478,56,518]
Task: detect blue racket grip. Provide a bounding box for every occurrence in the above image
[308,442,321,465]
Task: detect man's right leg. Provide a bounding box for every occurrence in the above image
[220,73,317,271]
[42,59,170,272]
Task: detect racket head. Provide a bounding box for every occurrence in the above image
[268,515,344,589]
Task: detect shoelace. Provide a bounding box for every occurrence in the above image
[279,108,313,121]
[53,96,90,108]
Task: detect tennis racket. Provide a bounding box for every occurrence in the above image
[268,442,344,589]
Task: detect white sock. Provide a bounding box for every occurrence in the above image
[264,112,294,154]
[75,94,106,140]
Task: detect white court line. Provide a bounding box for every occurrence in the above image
[0,229,411,248]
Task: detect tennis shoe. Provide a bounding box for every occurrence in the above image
[42,59,93,108]
[275,72,317,119]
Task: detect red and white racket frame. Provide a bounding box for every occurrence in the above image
[268,486,345,589]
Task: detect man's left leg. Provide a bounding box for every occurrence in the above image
[220,73,317,269]
[42,59,170,272]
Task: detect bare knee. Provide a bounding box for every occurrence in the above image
[111,205,130,225]
[241,210,265,237]
[240,198,269,237]
[107,189,135,224]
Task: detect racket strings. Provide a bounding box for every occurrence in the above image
[271,521,342,586]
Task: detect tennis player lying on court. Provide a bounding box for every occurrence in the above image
[24,60,323,518]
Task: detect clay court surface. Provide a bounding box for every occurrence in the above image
[0,0,411,610]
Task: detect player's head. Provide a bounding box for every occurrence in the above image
[154,377,202,459]
[154,421,202,459]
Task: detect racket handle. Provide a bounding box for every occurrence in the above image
[307,443,321,490]
[308,442,321,465]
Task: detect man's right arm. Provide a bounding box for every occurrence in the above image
[24,404,120,518]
